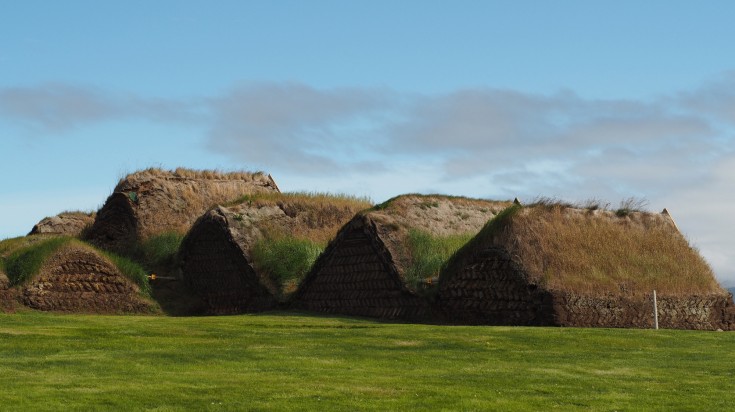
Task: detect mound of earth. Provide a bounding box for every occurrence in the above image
[179,193,369,315]
[85,168,280,253]
[11,241,158,314]
[29,211,95,237]
[292,195,511,320]
[438,204,734,330]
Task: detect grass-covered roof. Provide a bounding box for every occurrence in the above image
[360,194,511,289]
[182,192,372,300]
[442,203,725,297]
[86,168,280,251]
[28,211,96,236]
[0,236,151,296]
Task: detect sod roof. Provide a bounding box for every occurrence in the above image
[355,194,511,284]
[1,237,157,313]
[86,168,279,251]
[294,194,511,301]
[441,203,726,298]
[29,211,96,237]
[180,192,371,306]
[220,192,372,247]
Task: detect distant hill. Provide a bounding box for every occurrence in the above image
[728,287,735,296]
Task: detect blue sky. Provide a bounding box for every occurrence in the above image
[2,1,735,285]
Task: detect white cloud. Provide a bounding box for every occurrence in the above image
[0,83,200,133]
[0,84,122,132]
[204,83,397,173]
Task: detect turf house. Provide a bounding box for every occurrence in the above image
[0,237,157,314]
[179,193,370,315]
[437,203,735,330]
[85,168,280,253]
[291,195,511,320]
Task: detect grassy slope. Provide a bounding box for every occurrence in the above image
[0,236,152,296]
[1,312,733,411]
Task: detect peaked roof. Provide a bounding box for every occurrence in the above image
[180,192,370,300]
[1,238,156,313]
[297,194,511,293]
[357,194,510,278]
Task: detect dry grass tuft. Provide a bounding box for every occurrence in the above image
[615,197,649,217]
[527,196,578,209]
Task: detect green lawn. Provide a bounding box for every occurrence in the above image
[1,311,733,411]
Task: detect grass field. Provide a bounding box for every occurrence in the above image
[1,311,733,411]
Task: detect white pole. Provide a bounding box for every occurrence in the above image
[653,290,659,330]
